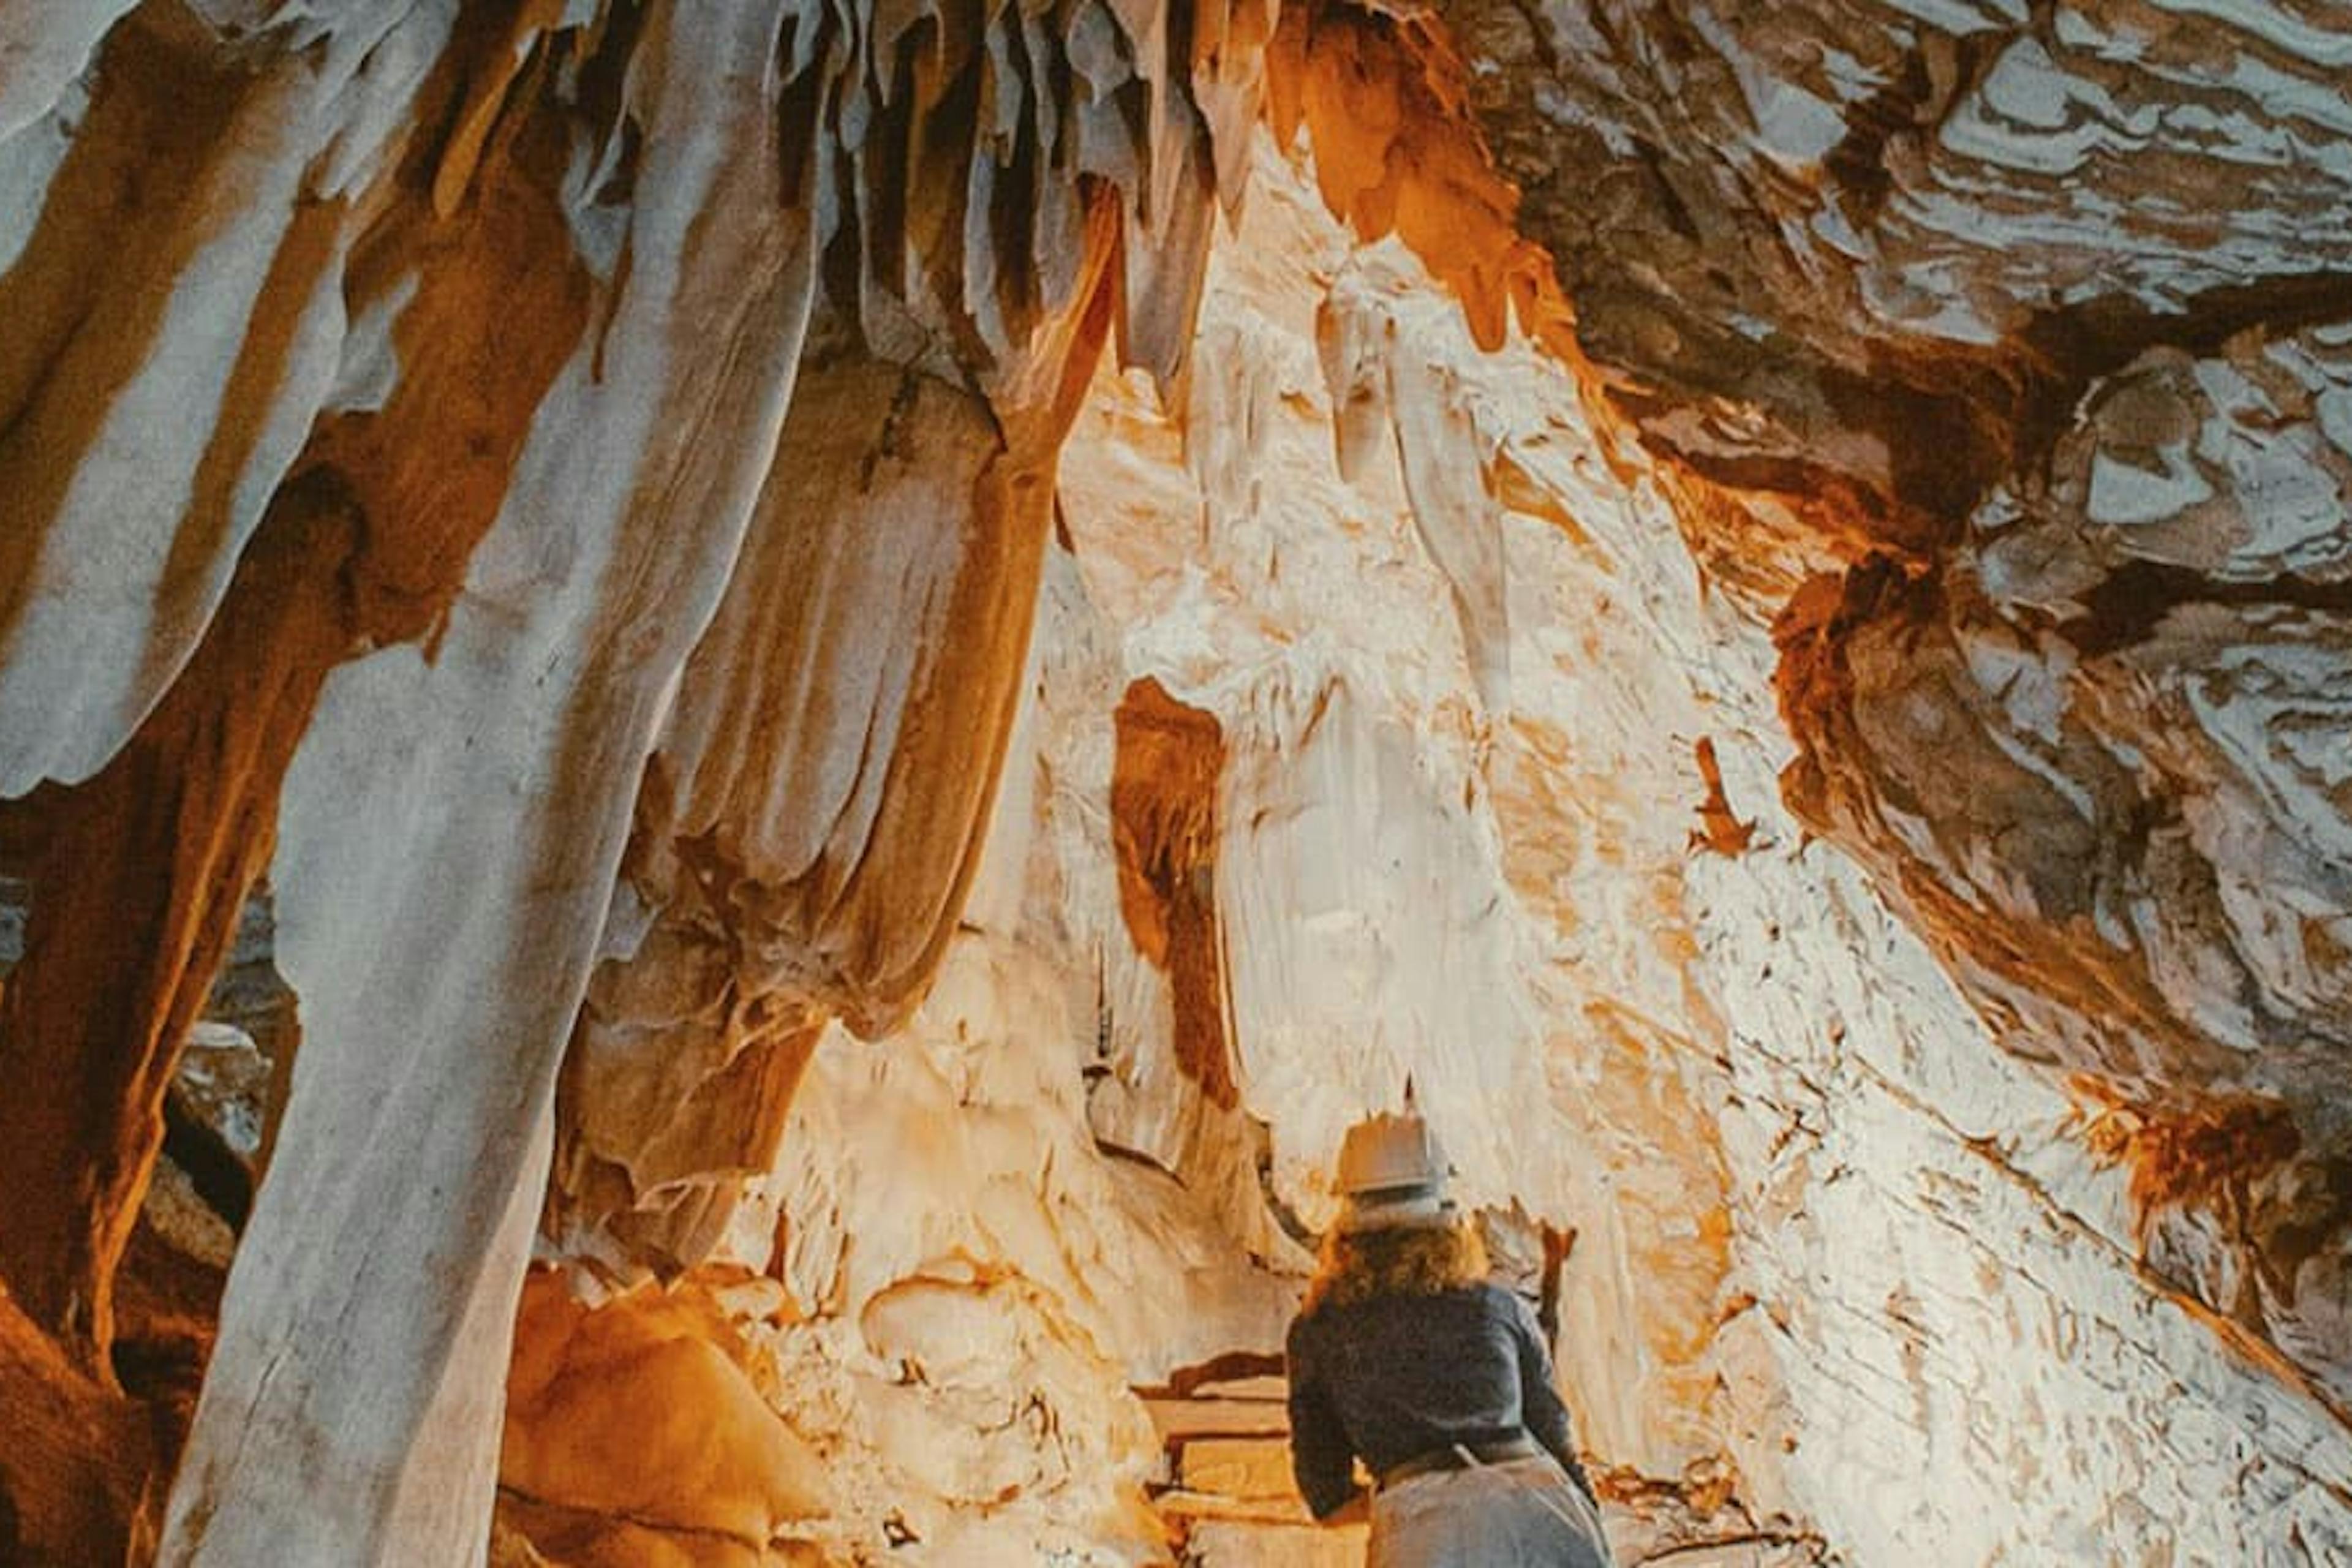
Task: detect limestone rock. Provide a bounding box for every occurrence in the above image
[499,1269,831,1564]
[1433,0,2352,528]
[4,2,2352,1566]
[0,1,1286,1558]
[168,1023,267,1171]
[1429,0,2352,1502]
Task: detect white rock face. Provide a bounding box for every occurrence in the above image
[5,4,2352,1565]
[638,137,2352,1564]
[1428,0,2352,1505]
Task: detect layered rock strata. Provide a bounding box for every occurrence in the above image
[1434,0,2352,1427]
[2,1,2351,1565]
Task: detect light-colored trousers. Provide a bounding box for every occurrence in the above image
[1368,1453,1615,1567]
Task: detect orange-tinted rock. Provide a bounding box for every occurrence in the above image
[499,1268,827,1562]
[0,1284,154,1567]
[1112,677,1236,1109]
[0,481,359,1367]
[6,2,2352,1565]
[548,233,1120,1276]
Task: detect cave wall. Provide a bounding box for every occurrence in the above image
[1050,132,2352,1562]
[1,0,1268,1560]
[1420,0,2352,1427]
[492,134,2352,1562]
[4,1,2352,1564]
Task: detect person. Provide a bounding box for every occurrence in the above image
[1285,1111,1615,1566]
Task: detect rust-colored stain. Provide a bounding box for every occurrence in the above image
[306,43,594,649]
[0,17,249,649]
[1266,0,1579,359]
[1111,677,1237,1110]
[1687,736,1757,857]
[2077,1082,2304,1229]
[0,480,361,1370]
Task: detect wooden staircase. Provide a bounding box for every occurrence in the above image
[1139,1364,1368,1566]
[1138,1365,1833,1567]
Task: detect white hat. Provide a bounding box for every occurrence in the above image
[1333,1112,1456,1234]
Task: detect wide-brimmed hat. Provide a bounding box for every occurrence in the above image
[1332,1112,1457,1234]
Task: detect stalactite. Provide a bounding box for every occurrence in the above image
[1110,676,1234,1110]
[549,252,1118,1278]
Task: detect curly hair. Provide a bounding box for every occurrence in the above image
[1299,1219,1490,1317]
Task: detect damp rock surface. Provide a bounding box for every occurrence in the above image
[0,4,2348,1566]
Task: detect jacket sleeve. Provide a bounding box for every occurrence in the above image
[1284,1315,1359,1520]
[1506,1288,1600,1506]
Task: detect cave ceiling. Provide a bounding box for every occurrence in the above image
[1,2,2350,1564]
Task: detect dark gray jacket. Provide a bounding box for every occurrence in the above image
[1286,1283,1597,1521]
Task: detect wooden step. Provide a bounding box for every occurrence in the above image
[1175,1436,1298,1500]
[1140,1396,1294,1441]
[1180,1518,1368,1567]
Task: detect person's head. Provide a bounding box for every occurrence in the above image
[1300,1112,1488,1316]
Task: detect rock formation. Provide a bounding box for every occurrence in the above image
[1430,0,2352,1417]
[2,1,2350,1565]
